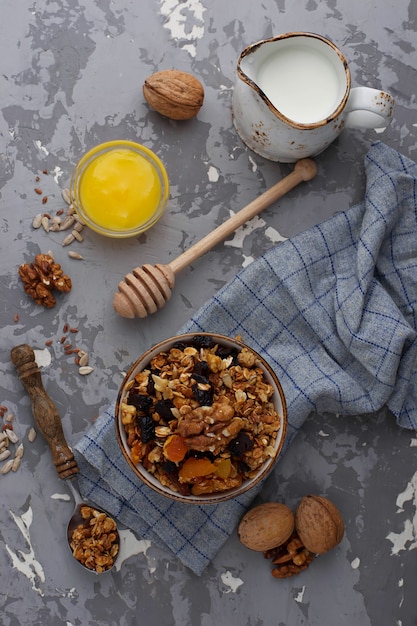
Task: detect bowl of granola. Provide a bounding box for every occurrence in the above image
[115,333,287,504]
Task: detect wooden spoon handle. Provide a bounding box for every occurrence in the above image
[169,158,317,275]
[10,344,79,480]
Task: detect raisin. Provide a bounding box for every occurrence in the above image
[161,460,178,475]
[228,431,254,457]
[127,393,153,413]
[146,370,157,395]
[154,399,175,421]
[192,383,214,406]
[138,414,155,443]
[217,345,239,364]
[192,360,210,384]
[172,341,188,351]
[191,335,214,349]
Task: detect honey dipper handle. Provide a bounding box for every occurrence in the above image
[10,344,79,480]
[169,158,317,274]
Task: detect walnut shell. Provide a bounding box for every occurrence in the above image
[295,495,344,554]
[238,502,295,552]
[143,69,204,120]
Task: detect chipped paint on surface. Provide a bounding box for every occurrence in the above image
[33,140,49,156]
[207,165,219,182]
[351,557,360,569]
[225,215,267,249]
[294,585,306,602]
[386,470,417,554]
[160,0,205,57]
[50,492,71,501]
[264,225,287,244]
[115,528,155,573]
[5,506,46,596]
[221,570,244,593]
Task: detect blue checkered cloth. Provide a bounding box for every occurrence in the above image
[75,142,417,575]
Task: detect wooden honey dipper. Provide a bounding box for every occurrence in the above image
[113,158,317,319]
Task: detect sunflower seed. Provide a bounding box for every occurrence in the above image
[72,229,84,242]
[59,215,76,231]
[73,221,84,232]
[15,443,24,459]
[62,188,71,204]
[32,213,43,229]
[78,351,89,367]
[68,251,84,260]
[41,216,50,232]
[62,232,75,246]
[12,456,21,472]
[79,366,94,376]
[27,427,37,442]
[0,450,11,461]
[0,459,14,475]
[5,429,18,444]
[5,413,13,422]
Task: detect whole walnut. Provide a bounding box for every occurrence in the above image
[238,502,295,552]
[143,69,204,120]
[295,495,344,554]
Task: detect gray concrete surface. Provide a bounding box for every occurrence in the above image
[1,1,416,625]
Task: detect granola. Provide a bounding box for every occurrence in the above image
[120,335,283,497]
[69,505,119,573]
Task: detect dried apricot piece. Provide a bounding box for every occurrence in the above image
[178,457,216,482]
[163,434,188,463]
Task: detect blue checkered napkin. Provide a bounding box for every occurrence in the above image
[75,141,417,575]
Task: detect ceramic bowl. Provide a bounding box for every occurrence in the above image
[115,333,287,504]
[69,140,169,238]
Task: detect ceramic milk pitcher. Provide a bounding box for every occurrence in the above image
[232,32,395,162]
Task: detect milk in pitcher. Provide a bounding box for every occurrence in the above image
[257,44,343,124]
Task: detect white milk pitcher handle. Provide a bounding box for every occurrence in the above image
[344,86,395,130]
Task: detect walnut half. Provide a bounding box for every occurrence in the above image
[19,253,72,308]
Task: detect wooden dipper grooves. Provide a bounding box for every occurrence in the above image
[113,158,317,319]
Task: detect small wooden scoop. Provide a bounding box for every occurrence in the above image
[113,158,317,319]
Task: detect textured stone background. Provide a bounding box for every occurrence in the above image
[1,1,416,624]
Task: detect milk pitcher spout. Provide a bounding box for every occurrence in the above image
[232,33,394,162]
